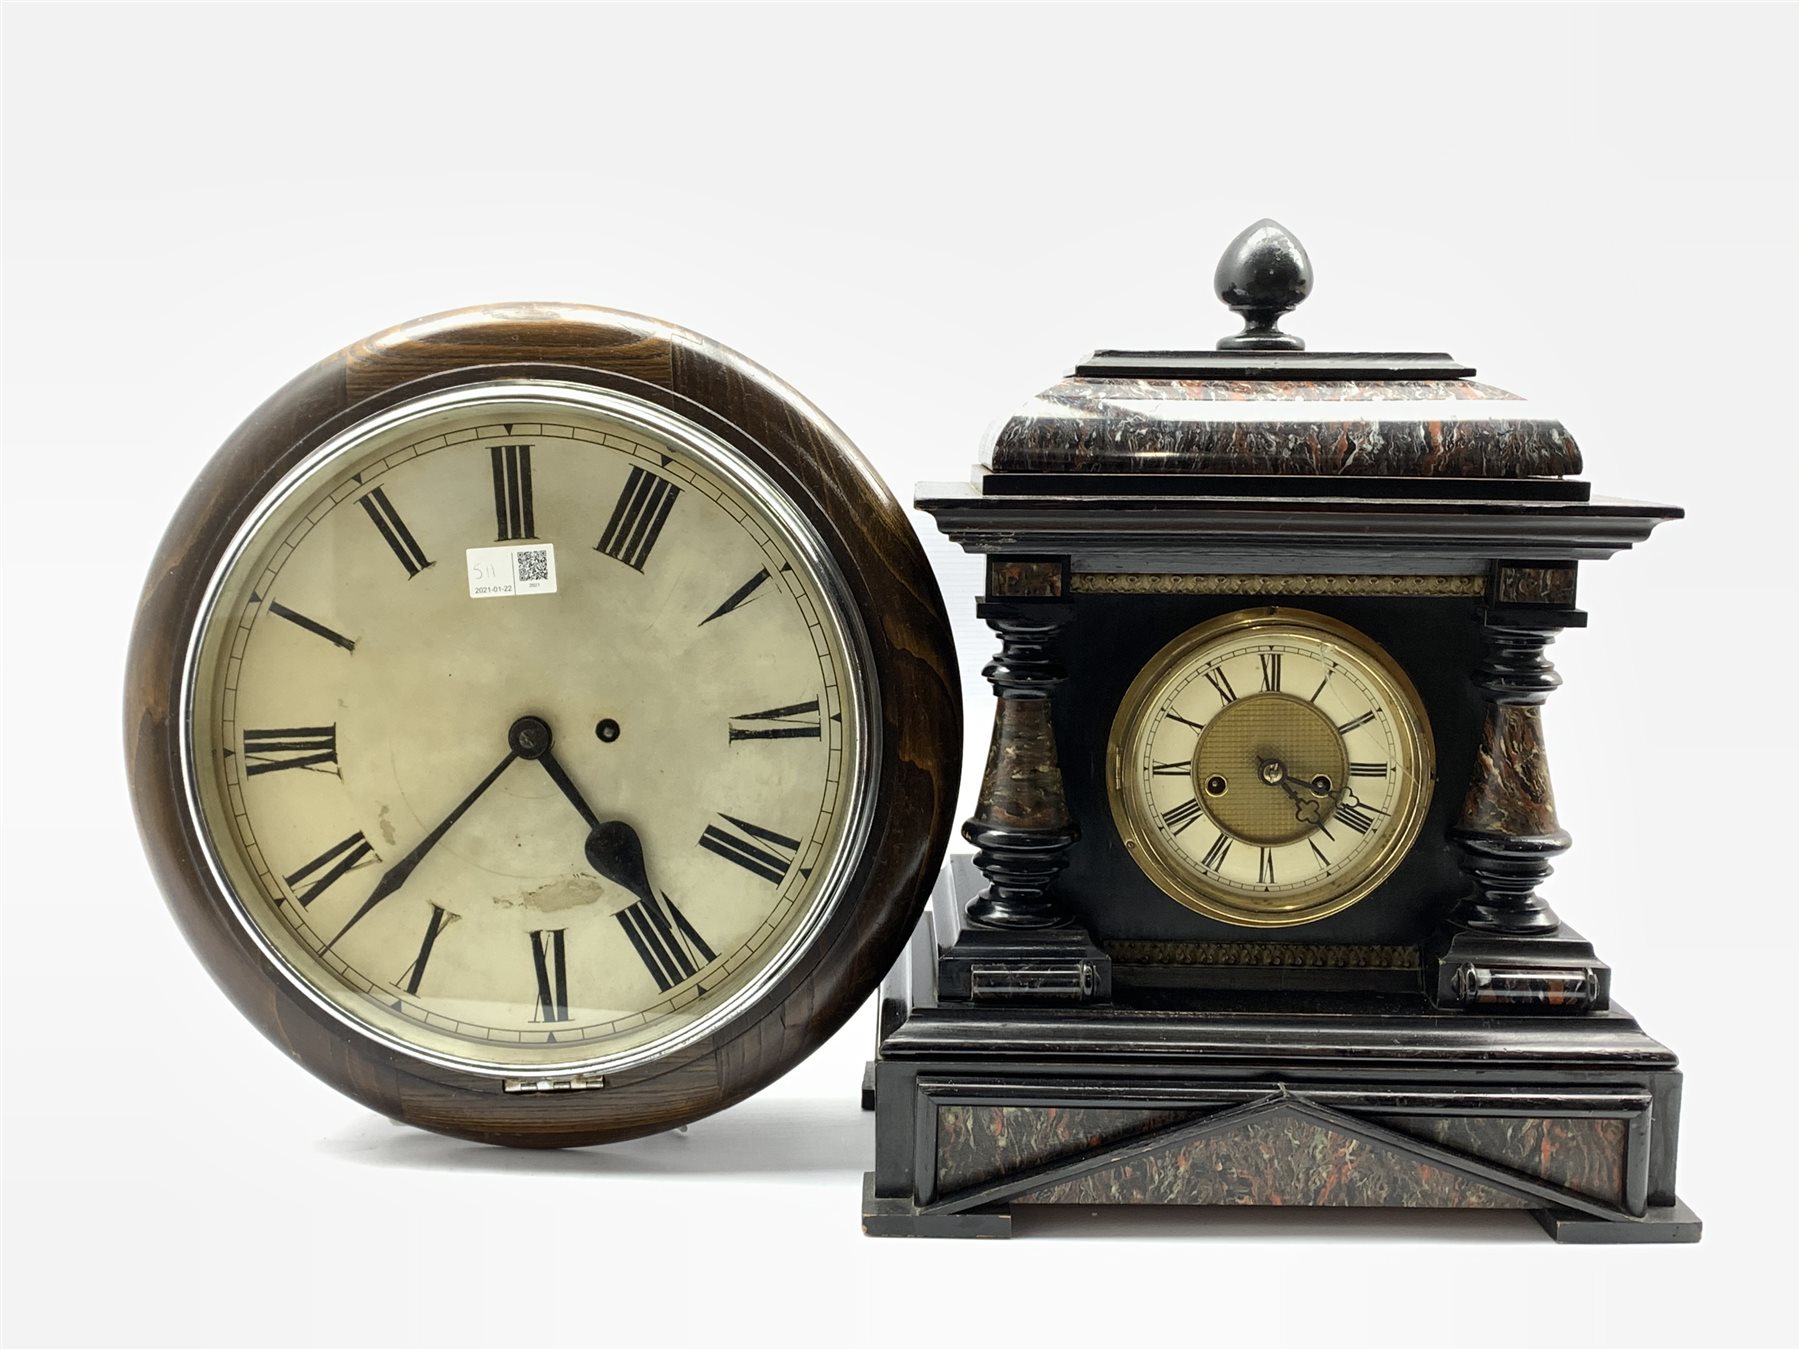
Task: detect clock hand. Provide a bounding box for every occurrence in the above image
[586,819,720,988]
[585,819,656,907]
[493,712,602,829]
[1258,757,1337,826]
[324,715,549,951]
[533,745,602,832]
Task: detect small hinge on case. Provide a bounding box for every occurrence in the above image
[503,1073,606,1094]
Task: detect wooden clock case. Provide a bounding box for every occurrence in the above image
[863,223,1697,1241]
[125,306,961,1146]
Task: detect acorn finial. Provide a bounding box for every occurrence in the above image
[1214,219,1312,351]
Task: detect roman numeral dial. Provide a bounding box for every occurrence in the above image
[700,568,771,626]
[490,444,536,540]
[529,929,570,1023]
[1109,610,1434,928]
[618,894,717,993]
[284,831,375,906]
[597,466,679,570]
[195,395,861,1069]
[359,487,432,576]
[397,905,456,995]
[729,699,822,741]
[698,814,801,885]
[243,726,337,776]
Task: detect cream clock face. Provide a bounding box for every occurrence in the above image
[185,382,869,1072]
[1107,608,1433,927]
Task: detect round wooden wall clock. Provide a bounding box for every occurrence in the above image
[124,306,960,1146]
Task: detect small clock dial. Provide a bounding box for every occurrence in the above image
[1107,608,1433,926]
[186,382,868,1072]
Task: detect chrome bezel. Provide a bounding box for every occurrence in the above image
[179,379,878,1080]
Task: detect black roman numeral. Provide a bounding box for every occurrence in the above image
[617,894,718,993]
[490,444,535,540]
[1150,760,1191,776]
[700,568,771,626]
[397,905,456,994]
[1337,710,1377,735]
[729,699,823,742]
[1335,800,1379,835]
[530,929,570,1023]
[596,466,680,571]
[1200,832,1232,871]
[1309,839,1332,869]
[1311,667,1333,703]
[1164,711,1206,734]
[268,601,355,652]
[1258,848,1276,884]
[1203,666,1238,703]
[1349,762,1389,778]
[698,814,801,884]
[358,487,432,576]
[244,726,338,776]
[283,831,374,906]
[1260,652,1282,692]
[1161,797,1205,835]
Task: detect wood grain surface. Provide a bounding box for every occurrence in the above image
[124,305,960,1146]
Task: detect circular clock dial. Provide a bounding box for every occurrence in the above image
[1107,608,1433,927]
[185,381,870,1073]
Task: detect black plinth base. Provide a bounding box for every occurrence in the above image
[864,871,1698,1243]
[1533,1198,1703,1244]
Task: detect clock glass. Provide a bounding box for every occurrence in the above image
[1107,608,1433,927]
[183,380,871,1073]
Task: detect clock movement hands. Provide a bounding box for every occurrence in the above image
[586,818,719,992]
[325,747,516,950]
[325,715,557,952]
[533,744,602,832]
[1259,756,1337,827]
[585,819,658,907]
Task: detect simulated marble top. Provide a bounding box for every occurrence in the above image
[984,219,1581,482]
[983,371,1582,480]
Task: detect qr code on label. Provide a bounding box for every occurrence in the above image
[466,542,558,598]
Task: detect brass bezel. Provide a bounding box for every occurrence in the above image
[1106,606,1435,928]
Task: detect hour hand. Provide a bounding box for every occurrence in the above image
[1259,757,1335,825]
[533,746,601,831]
[585,819,655,906]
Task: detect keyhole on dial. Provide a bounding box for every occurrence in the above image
[1204,775,1228,796]
[595,719,621,743]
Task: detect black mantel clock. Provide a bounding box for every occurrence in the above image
[863,220,1698,1242]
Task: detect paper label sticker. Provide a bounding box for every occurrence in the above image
[467,543,557,598]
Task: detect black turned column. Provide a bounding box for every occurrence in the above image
[962,600,1078,928]
[1449,619,1570,934]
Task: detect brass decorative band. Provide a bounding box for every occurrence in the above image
[1073,573,1484,597]
[1495,564,1578,607]
[1106,940,1420,969]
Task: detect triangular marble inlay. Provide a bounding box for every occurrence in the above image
[1011,1107,1532,1210]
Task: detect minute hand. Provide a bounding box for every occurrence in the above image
[325,748,518,951]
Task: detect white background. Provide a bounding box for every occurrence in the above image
[4,4,1796,1348]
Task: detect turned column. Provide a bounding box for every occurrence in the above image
[961,564,1078,928]
[1450,570,1582,934]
